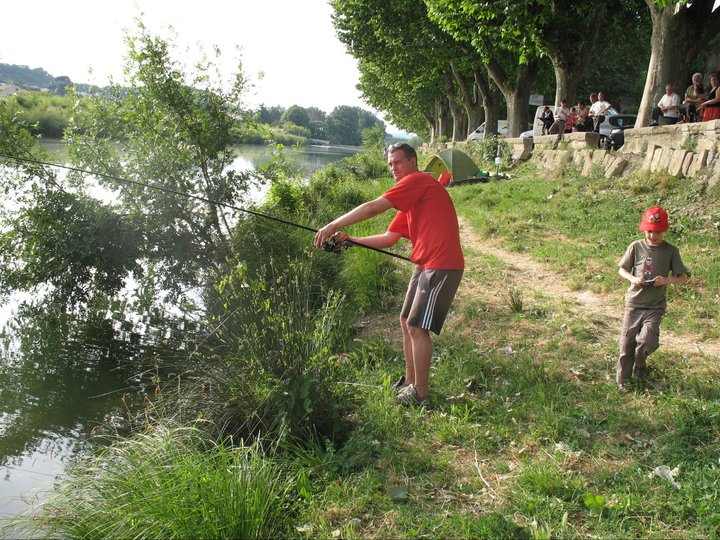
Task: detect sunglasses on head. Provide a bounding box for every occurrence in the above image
[387,142,412,151]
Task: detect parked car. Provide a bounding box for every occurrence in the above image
[468,120,508,140]
[598,114,637,149]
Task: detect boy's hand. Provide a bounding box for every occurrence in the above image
[652,276,669,286]
[630,276,645,287]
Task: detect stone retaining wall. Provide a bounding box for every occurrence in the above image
[505,119,720,181]
[426,120,719,182]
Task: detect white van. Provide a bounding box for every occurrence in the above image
[523,105,554,138]
[468,120,508,141]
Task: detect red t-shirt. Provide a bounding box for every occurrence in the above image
[383,171,464,270]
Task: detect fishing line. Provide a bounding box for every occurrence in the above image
[0,152,412,262]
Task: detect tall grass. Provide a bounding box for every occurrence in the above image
[12,426,294,539]
[176,257,357,445]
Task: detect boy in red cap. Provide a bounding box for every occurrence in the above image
[616,206,689,391]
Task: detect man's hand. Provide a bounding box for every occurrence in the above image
[314,223,338,248]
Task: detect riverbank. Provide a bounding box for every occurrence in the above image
[8,152,720,538]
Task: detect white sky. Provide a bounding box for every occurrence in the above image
[0,0,402,128]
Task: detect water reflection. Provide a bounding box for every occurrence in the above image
[0,301,198,523]
[234,143,360,174]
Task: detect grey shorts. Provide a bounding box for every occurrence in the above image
[401,268,463,335]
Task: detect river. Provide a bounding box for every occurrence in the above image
[0,142,360,530]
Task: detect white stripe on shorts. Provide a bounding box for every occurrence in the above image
[422,274,448,329]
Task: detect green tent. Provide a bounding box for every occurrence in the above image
[423,148,481,183]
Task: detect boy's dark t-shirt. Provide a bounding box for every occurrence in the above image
[618,239,688,310]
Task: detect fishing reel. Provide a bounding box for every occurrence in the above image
[322,237,354,254]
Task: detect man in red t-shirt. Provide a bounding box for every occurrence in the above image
[314,143,464,405]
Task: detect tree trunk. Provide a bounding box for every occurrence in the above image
[450,61,484,138]
[637,7,690,126]
[422,111,437,143]
[552,64,578,107]
[486,58,540,137]
[435,97,452,140]
[637,0,720,127]
[474,69,502,137]
[441,71,466,142]
[544,0,606,107]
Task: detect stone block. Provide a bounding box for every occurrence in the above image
[572,149,587,170]
[651,147,671,172]
[668,149,690,177]
[650,148,662,171]
[688,148,709,177]
[658,148,673,172]
[593,149,608,165]
[621,128,646,153]
[581,151,595,176]
[711,160,720,189]
[605,157,627,177]
[644,145,659,170]
[681,152,694,177]
[533,134,555,151]
[566,131,600,149]
[507,137,533,161]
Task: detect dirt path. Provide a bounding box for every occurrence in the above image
[457,217,720,358]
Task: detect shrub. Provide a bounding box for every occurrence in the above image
[471,135,509,165]
[183,259,356,444]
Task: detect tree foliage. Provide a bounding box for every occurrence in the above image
[326,105,385,146]
[0,102,141,306]
[2,92,77,137]
[425,0,545,136]
[0,188,142,305]
[1,23,258,309]
[280,105,311,128]
[332,0,712,138]
[65,23,256,297]
[334,0,467,139]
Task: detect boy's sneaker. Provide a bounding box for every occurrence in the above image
[618,383,629,393]
[394,384,430,406]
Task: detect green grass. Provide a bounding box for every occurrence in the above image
[286,163,720,538]
[452,168,720,338]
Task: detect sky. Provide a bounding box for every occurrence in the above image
[0,0,405,132]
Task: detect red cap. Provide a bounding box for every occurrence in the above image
[639,205,669,232]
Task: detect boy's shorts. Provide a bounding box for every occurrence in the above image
[401,268,463,335]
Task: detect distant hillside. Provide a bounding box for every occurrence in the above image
[0,63,57,88]
[0,62,104,95]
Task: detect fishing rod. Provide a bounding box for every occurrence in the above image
[0,153,412,263]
